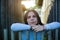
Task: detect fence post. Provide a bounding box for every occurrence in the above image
[4,29,8,40]
[18,31,22,40]
[11,31,15,40]
[48,31,51,40]
[55,29,58,40]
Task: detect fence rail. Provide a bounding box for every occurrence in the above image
[4,28,59,40]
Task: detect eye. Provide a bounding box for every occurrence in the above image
[27,16,31,19]
[33,15,36,18]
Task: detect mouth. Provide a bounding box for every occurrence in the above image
[30,22,35,24]
[31,22,35,24]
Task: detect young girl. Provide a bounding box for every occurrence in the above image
[11,10,60,32]
[11,10,60,40]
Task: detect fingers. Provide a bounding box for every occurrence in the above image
[32,25,39,30]
[32,25,40,32]
[33,27,41,32]
[31,25,44,32]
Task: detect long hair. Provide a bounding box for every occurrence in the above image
[24,10,43,25]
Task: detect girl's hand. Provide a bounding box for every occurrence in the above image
[31,25,44,32]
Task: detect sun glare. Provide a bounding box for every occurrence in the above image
[21,0,35,9]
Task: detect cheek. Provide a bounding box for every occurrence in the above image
[35,18,38,22]
[27,19,32,25]
[33,20,37,24]
[35,18,38,24]
[27,19,30,23]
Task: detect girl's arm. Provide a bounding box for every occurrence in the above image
[11,23,31,31]
[44,22,60,30]
[31,22,60,32]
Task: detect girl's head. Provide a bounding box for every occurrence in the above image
[24,10,43,26]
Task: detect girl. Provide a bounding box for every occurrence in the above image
[11,10,60,40]
[11,10,60,32]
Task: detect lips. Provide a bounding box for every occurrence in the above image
[30,22,35,24]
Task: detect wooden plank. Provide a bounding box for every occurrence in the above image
[4,29,8,40]
[36,32,41,40]
[18,31,22,40]
[48,31,51,40]
[11,31,15,40]
[21,30,28,40]
[55,29,58,40]
[29,30,34,40]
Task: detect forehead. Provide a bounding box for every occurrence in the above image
[27,11,35,16]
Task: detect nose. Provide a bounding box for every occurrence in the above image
[30,17,34,20]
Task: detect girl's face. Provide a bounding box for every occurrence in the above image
[27,11,38,26]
